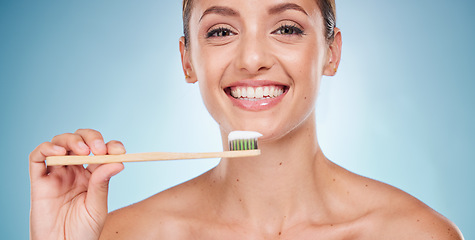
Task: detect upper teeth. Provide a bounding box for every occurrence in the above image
[230,86,284,99]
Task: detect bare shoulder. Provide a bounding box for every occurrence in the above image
[340,167,464,239]
[99,172,212,240]
[374,189,464,240]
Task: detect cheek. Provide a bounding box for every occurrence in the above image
[280,44,324,96]
[192,43,231,82]
[279,43,324,124]
[192,48,230,122]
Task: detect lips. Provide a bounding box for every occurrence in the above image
[224,81,288,111]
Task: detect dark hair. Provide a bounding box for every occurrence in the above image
[182,0,336,48]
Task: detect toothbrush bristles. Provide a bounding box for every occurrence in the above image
[229,138,259,151]
[227,131,262,151]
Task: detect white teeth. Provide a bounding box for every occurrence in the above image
[263,87,269,97]
[229,85,285,99]
[270,86,275,97]
[255,87,263,98]
[247,87,255,98]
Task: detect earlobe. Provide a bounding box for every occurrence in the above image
[179,37,197,84]
[323,27,342,76]
[185,73,197,84]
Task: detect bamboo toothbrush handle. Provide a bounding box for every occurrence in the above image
[45,150,261,166]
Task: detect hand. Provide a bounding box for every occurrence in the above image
[29,129,125,240]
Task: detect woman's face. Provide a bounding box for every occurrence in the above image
[181,0,339,141]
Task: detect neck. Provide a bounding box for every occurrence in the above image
[209,114,333,231]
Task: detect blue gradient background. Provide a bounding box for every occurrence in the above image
[1,0,474,238]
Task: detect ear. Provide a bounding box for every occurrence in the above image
[323,27,342,76]
[179,37,197,83]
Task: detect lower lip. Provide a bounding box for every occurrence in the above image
[225,89,287,111]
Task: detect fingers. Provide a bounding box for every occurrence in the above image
[85,163,124,218]
[106,140,126,155]
[86,140,126,173]
[29,142,66,180]
[75,129,107,155]
[31,129,126,177]
[51,133,90,156]
[50,129,107,157]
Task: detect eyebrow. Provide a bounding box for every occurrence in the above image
[268,3,308,16]
[199,6,239,22]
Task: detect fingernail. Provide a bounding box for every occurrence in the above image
[78,142,89,151]
[93,140,106,152]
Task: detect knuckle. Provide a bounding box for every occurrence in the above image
[29,142,51,160]
[75,128,103,139]
[28,151,36,161]
[38,141,52,148]
[37,141,52,151]
[75,128,89,134]
[51,132,74,142]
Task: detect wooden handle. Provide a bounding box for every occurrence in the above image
[45,150,261,166]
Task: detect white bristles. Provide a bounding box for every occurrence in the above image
[228,131,263,142]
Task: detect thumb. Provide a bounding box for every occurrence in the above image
[85,163,124,219]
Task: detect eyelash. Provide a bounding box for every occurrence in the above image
[206,27,235,38]
[205,24,305,38]
[273,24,305,36]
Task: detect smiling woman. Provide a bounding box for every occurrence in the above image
[28,0,464,239]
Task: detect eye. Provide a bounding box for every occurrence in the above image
[207,27,236,38]
[273,24,304,36]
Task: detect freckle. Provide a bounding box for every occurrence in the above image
[116,231,119,234]
[347,191,349,194]
[239,198,242,202]
[330,224,334,227]
[304,97,307,100]
[279,232,282,235]
[279,162,283,166]
[365,184,368,187]
[332,178,335,182]
[236,178,239,182]
[417,219,420,222]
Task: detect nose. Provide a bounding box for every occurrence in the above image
[234,31,273,74]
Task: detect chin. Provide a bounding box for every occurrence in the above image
[218,117,292,142]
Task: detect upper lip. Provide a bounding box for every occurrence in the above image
[223,79,290,88]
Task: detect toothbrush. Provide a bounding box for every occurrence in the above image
[45,131,262,166]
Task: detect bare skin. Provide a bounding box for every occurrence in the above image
[29,129,125,240]
[30,0,463,239]
[99,115,462,240]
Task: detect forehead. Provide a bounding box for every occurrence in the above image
[190,0,320,19]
